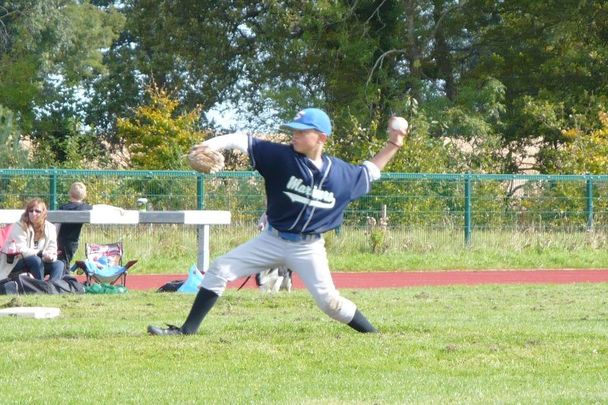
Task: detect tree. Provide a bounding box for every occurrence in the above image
[0,105,28,167]
[0,0,124,160]
[4,0,607,174]
[465,0,608,172]
[88,0,264,137]
[546,111,608,174]
[117,85,208,170]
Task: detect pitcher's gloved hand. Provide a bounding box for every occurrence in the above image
[187,144,225,174]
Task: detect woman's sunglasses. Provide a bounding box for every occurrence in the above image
[28,209,44,214]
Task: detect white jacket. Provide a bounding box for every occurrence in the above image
[0,220,58,279]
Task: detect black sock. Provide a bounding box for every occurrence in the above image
[181,287,219,334]
[347,309,378,333]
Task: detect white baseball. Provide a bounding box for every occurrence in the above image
[390,117,409,132]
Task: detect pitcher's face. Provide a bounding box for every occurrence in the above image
[291,129,324,155]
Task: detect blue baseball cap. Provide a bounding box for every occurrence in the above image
[280,108,332,136]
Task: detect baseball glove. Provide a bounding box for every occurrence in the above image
[187,144,225,173]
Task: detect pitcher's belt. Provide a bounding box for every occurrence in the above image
[267,225,321,242]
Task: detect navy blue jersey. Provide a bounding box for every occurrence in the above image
[248,137,371,234]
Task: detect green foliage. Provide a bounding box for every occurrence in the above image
[0,105,28,168]
[56,2,125,82]
[0,55,40,127]
[31,111,111,168]
[2,1,608,174]
[547,111,608,174]
[396,120,451,173]
[60,132,111,169]
[422,78,507,173]
[368,226,388,254]
[0,1,125,167]
[117,86,208,170]
[325,108,383,162]
[0,0,125,134]
[70,221,608,274]
[467,0,608,170]
[327,106,452,174]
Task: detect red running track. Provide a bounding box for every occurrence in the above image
[112,269,608,291]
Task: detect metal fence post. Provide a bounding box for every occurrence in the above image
[197,174,204,210]
[586,174,593,231]
[464,173,472,246]
[49,168,57,209]
[196,173,206,270]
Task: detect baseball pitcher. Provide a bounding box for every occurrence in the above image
[148,107,408,335]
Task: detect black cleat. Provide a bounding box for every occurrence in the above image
[147,324,184,336]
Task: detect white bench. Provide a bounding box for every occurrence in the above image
[0,208,231,271]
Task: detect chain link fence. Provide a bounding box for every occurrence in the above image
[1,169,608,257]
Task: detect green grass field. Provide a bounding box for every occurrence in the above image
[1,284,606,403]
[78,224,608,274]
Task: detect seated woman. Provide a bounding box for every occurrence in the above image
[0,198,64,281]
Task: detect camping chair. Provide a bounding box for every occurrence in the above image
[0,224,13,249]
[72,242,137,286]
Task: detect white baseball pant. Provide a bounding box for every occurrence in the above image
[200,230,357,323]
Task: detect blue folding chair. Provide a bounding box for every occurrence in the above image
[72,242,137,286]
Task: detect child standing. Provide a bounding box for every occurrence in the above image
[57,182,92,269]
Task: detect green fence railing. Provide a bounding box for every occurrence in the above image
[2,169,608,248]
